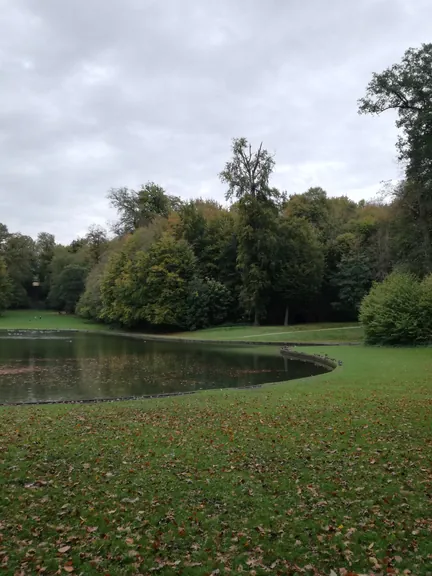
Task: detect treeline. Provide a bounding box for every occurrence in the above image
[1,43,432,342]
[0,169,428,331]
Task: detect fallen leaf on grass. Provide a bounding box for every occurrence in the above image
[24,480,47,489]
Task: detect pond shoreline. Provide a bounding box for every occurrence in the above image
[0,327,360,347]
[0,331,337,406]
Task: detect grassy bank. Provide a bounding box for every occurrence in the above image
[0,346,431,575]
[0,309,105,331]
[173,323,363,343]
[0,311,363,344]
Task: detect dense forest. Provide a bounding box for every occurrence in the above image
[1,44,432,339]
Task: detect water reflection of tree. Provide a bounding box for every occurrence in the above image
[1,334,326,403]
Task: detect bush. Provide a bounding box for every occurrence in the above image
[359,271,430,345]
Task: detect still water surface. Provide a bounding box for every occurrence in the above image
[0,332,327,404]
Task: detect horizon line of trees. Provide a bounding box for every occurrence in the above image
[1,42,432,343]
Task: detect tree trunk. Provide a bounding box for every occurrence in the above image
[253,309,260,326]
[284,305,289,326]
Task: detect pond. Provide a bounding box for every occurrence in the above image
[0,331,328,404]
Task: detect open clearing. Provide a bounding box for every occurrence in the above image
[0,345,431,574]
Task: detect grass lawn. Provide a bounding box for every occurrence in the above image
[0,309,105,331]
[0,312,363,344]
[0,346,431,574]
[173,323,364,343]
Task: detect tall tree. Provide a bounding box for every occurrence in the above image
[331,249,374,318]
[220,137,279,325]
[274,217,324,325]
[108,183,181,236]
[100,234,197,328]
[175,201,208,266]
[0,223,9,250]
[85,225,108,264]
[284,187,331,241]
[36,232,55,299]
[3,233,36,308]
[76,263,105,321]
[358,43,432,273]
[48,264,88,313]
[0,256,11,314]
[388,179,432,275]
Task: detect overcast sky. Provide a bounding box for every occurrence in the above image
[1,0,431,242]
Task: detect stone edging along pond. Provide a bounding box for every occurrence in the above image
[280,347,339,370]
[0,330,340,407]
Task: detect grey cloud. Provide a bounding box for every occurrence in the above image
[0,0,431,241]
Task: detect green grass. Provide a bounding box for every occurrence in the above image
[0,346,431,574]
[173,323,364,343]
[0,309,105,331]
[0,312,363,343]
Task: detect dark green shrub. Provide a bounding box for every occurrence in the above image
[359,272,423,345]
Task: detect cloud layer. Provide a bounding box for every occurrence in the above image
[1,0,431,241]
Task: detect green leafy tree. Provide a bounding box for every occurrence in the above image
[138,235,196,327]
[0,223,9,249]
[220,138,276,202]
[184,277,232,330]
[331,249,374,318]
[274,218,324,325]
[95,224,168,325]
[387,179,432,276]
[108,183,181,236]
[85,225,108,264]
[68,237,87,254]
[49,246,79,277]
[284,187,330,240]
[48,264,88,313]
[3,233,36,308]
[47,244,89,298]
[236,197,278,325]
[220,137,279,325]
[204,210,241,314]
[327,196,358,237]
[100,234,197,328]
[99,249,131,325]
[36,232,56,299]
[175,201,208,266]
[0,256,11,314]
[175,202,241,311]
[75,263,105,320]
[359,43,432,272]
